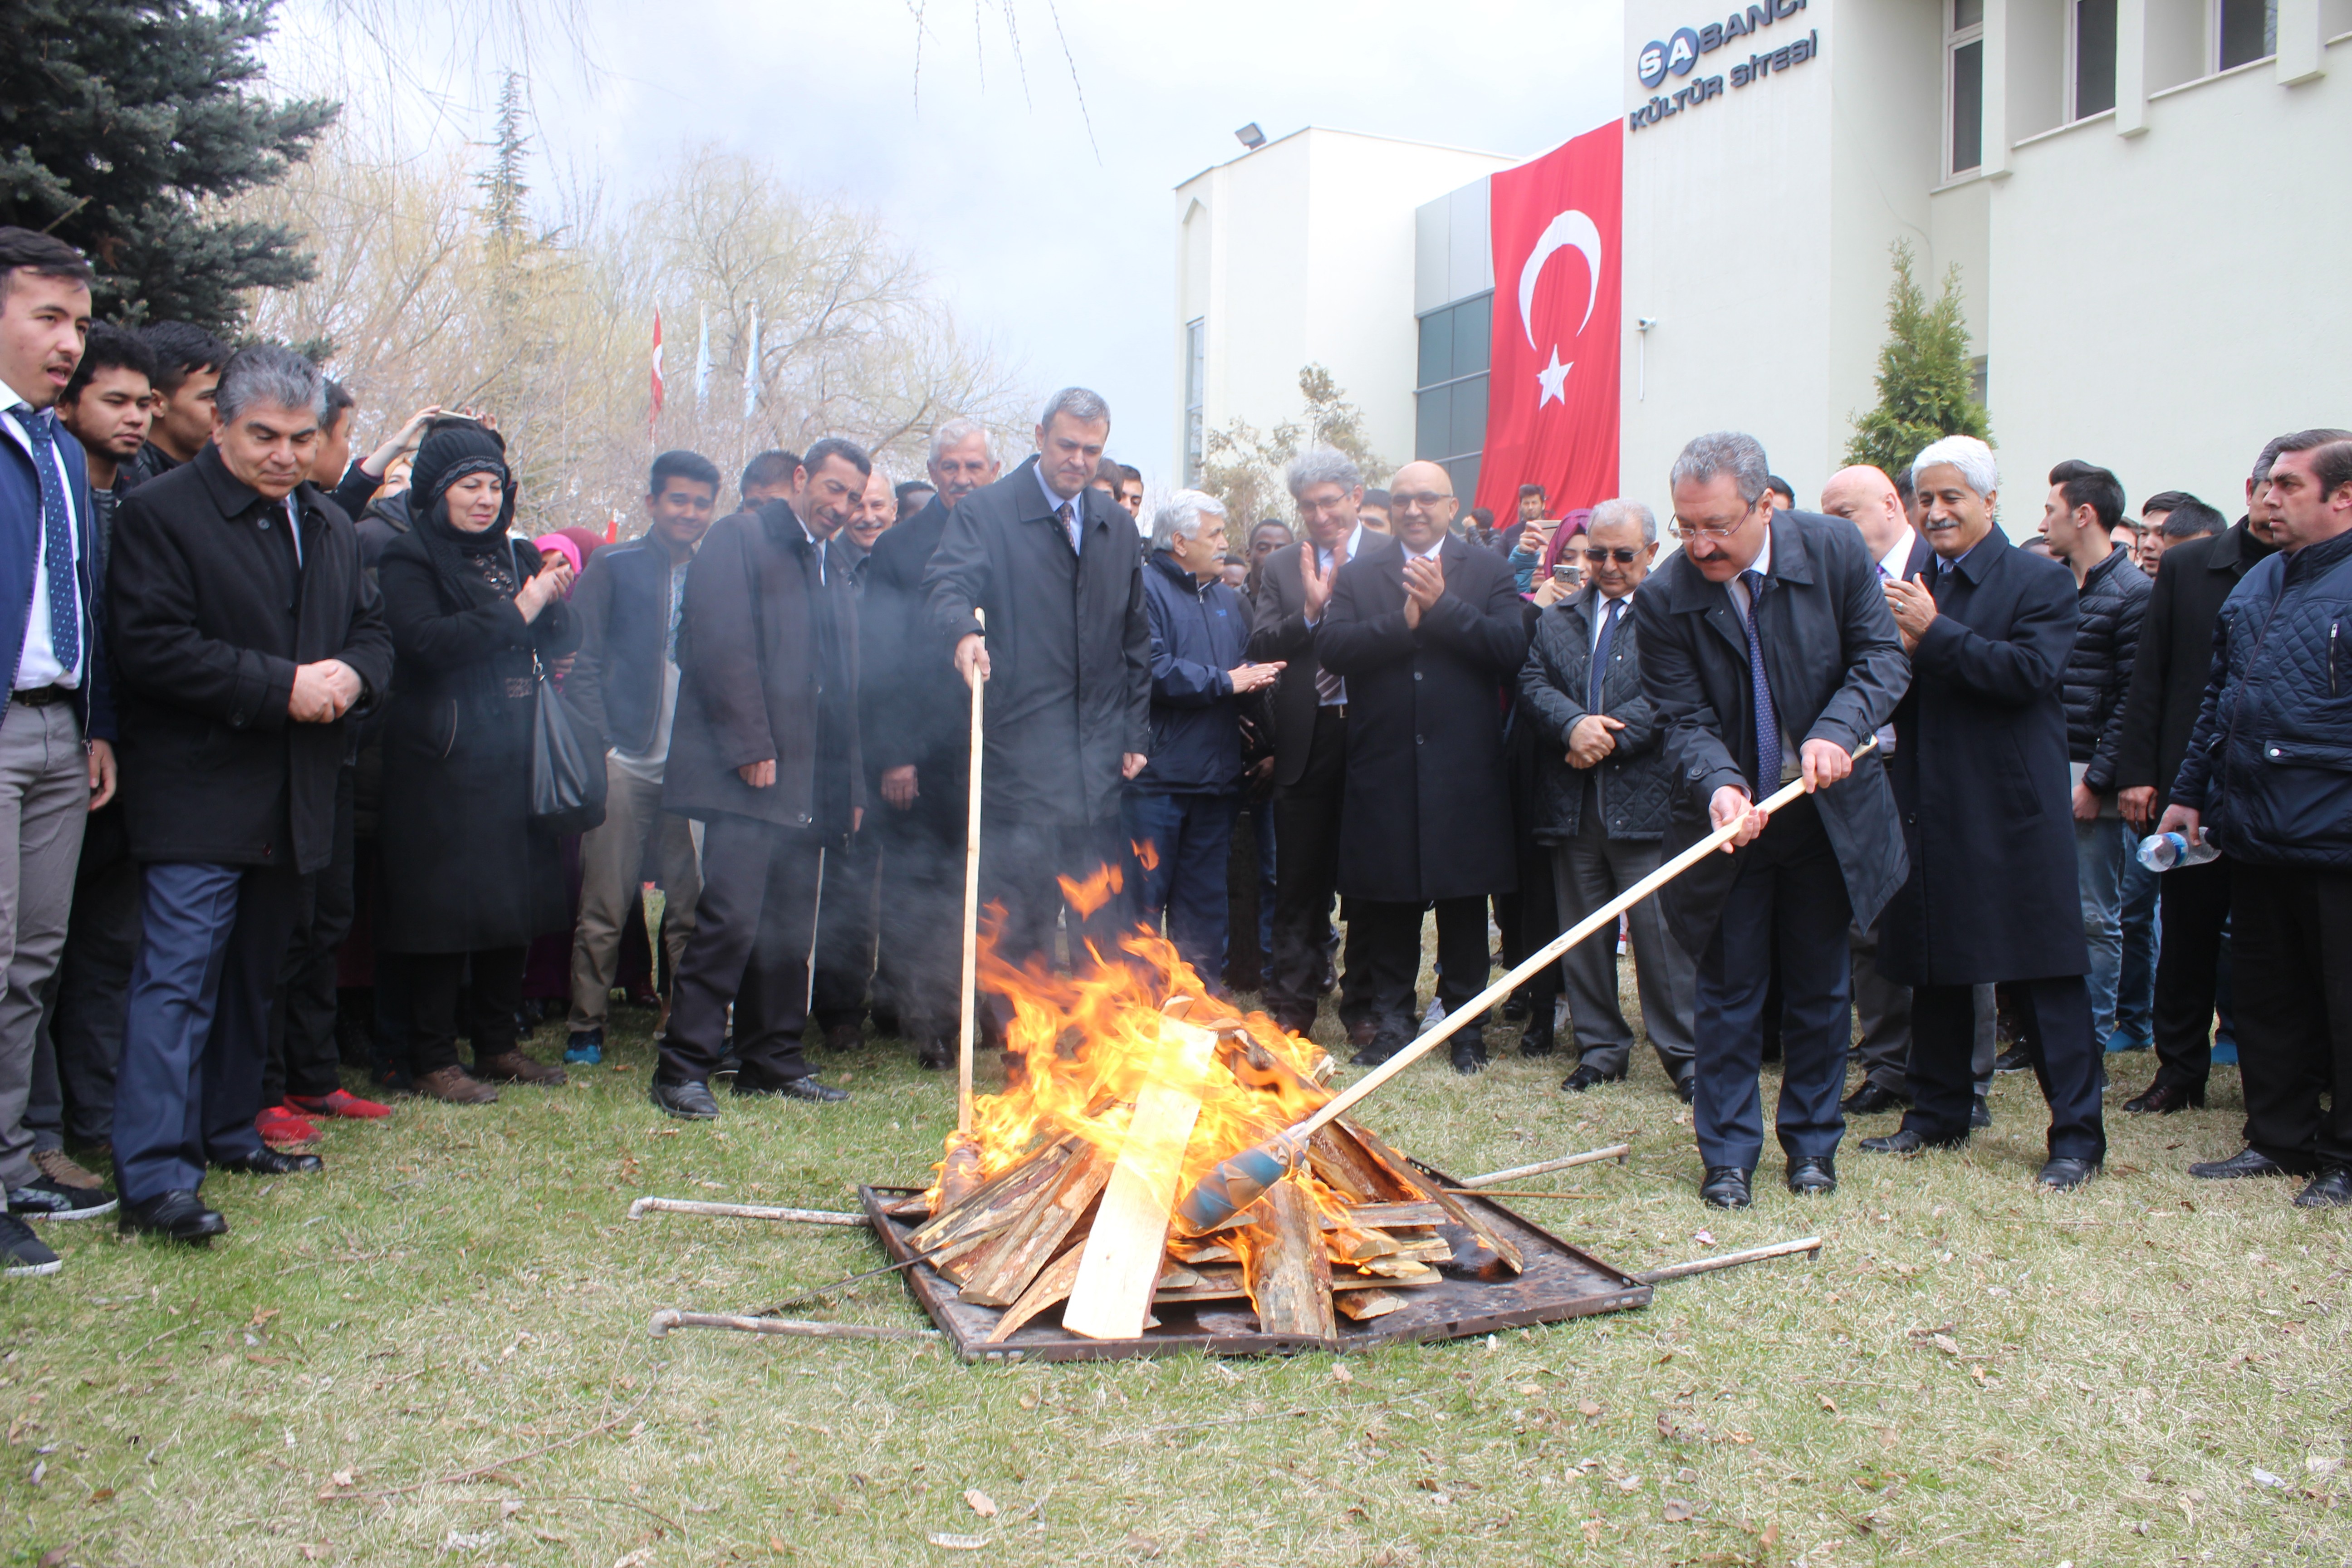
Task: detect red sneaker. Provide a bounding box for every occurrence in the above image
[286,1088,392,1121]
[255,1103,323,1150]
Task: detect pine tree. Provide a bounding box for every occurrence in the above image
[1843,240,1991,476]
[0,0,338,331]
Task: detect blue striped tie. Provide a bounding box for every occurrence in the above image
[1740,568,1778,793]
[8,406,79,679]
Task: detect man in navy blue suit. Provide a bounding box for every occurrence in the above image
[0,229,121,1275]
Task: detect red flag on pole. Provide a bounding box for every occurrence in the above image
[1475,120,1622,521]
[648,309,666,435]
[605,511,620,544]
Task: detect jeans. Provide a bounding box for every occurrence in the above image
[1122,790,1240,987]
[2072,816,2126,1043]
[2114,821,2159,1043]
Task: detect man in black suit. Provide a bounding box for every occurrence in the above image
[924,390,1152,1030]
[1247,447,1377,1042]
[2112,442,2299,1120]
[860,419,999,1067]
[1317,461,1529,1073]
[1862,436,2105,1190]
[1635,432,1909,1208]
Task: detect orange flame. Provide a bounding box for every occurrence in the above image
[1130,838,1160,872]
[1056,862,1123,918]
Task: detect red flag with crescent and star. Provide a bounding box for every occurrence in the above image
[1474,120,1622,521]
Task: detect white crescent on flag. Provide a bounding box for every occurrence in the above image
[1518,209,1605,350]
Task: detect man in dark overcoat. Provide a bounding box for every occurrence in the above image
[108,346,392,1241]
[653,439,867,1118]
[1863,436,2103,1189]
[1317,461,1527,1073]
[923,389,1151,1033]
[1634,432,1909,1209]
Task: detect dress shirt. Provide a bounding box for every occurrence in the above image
[3,398,83,690]
[1589,591,1632,655]
[1036,466,1083,554]
[1724,518,1772,619]
[1875,523,1916,582]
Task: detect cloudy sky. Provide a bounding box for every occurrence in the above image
[270,0,1622,485]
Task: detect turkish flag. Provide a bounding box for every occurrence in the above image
[1475,120,1622,521]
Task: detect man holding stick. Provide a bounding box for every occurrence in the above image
[1635,432,1908,1209]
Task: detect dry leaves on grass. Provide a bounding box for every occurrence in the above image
[963,1488,997,1518]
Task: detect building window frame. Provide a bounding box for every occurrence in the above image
[2070,0,2119,120]
[1182,316,1206,487]
[1947,2,1987,176]
[1414,290,1492,505]
[2214,0,2277,72]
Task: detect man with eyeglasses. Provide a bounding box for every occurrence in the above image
[1634,432,1909,1209]
[1317,461,1528,1073]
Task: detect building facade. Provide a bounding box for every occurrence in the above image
[1179,0,2352,523]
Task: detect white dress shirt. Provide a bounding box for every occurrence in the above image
[1875,523,1916,583]
[2,398,82,691]
[1589,590,1632,654]
[1725,518,1772,620]
[1036,466,1083,553]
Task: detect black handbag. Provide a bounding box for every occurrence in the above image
[520,540,607,834]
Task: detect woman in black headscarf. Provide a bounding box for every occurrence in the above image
[375,420,582,1104]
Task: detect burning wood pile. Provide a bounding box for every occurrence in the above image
[902,927,1530,1348]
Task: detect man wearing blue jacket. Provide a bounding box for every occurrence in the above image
[1123,491,1282,985]
[2162,428,2352,1208]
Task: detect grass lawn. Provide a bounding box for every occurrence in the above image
[4,978,2346,1567]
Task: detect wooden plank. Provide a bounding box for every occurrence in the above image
[1308,1127,1407,1205]
[1242,1179,1337,1342]
[1061,1079,1207,1340]
[1336,1120,1524,1274]
[1154,1267,1433,1305]
[956,1145,1113,1307]
[1333,1201,1447,1230]
[911,1135,1077,1252]
[984,1247,1085,1343]
[1333,1289,1408,1323]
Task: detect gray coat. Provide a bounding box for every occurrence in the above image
[1516,588,1668,843]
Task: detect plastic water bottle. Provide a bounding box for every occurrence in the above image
[2136,829,2221,872]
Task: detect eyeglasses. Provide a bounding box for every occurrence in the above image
[1391,491,1453,510]
[1669,501,1759,542]
[1579,546,1642,564]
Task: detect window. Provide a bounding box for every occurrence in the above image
[1183,317,1205,487]
[2217,0,2276,69]
[2073,0,2118,117]
[1949,1,1986,175]
[1414,293,1490,503]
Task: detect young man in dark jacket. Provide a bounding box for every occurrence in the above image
[2038,459,2150,1054]
[108,345,392,1244]
[2161,431,2352,1207]
[562,449,717,1064]
[1122,490,1282,984]
[1515,499,1695,1098]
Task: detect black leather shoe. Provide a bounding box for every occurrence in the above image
[735,1073,850,1104]
[2292,1166,2352,1209]
[1558,1063,1624,1093]
[650,1077,720,1120]
[118,1190,228,1245]
[2122,1080,2205,1115]
[1786,1155,1837,1196]
[916,1038,953,1072]
[1450,1039,1487,1077]
[2036,1156,2100,1191]
[1841,1081,1908,1115]
[1859,1128,1965,1155]
[1499,993,1531,1024]
[1970,1095,1993,1129]
[1699,1166,1753,1209]
[1518,1020,1556,1058]
[2188,1147,2303,1180]
[1674,1073,1695,1105]
[213,1148,323,1176]
[1993,1046,2033,1075]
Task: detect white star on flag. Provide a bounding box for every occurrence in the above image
[1536,348,1572,407]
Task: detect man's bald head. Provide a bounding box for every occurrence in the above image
[1819,464,1908,559]
[1388,461,1456,550]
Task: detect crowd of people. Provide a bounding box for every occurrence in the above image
[2,220,2347,1279]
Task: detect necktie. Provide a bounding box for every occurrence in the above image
[1313,544,1348,705]
[1588,596,1622,712]
[8,407,79,681]
[1739,568,1779,794]
[1058,500,1078,554]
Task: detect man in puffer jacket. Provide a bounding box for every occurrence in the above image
[1122,491,1283,984]
[2038,460,2149,1050]
[2163,431,2352,1209]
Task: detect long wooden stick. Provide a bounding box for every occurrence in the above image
[1442,1188,1604,1200]
[1636,1235,1823,1284]
[1458,1145,1630,1187]
[957,609,987,1137]
[1298,740,1879,1143]
[626,1196,868,1226]
[648,1310,940,1342]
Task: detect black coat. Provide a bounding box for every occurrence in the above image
[2059,542,2149,789]
[1878,529,2087,985]
[1632,509,1910,956]
[861,495,967,785]
[1248,535,1343,789]
[374,530,579,952]
[107,444,392,872]
[565,537,684,755]
[1516,588,1668,843]
[663,501,863,832]
[922,457,1150,827]
[1317,533,1528,902]
[2114,520,2274,814]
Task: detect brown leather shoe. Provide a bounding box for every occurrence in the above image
[414,1065,499,1104]
[474,1050,567,1087]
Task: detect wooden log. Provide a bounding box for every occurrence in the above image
[1334,1200,1447,1230]
[956,1144,1114,1307]
[984,1246,1086,1343]
[627,1197,868,1226]
[1155,1269,1431,1306]
[1442,1188,1604,1201]
[1336,1120,1524,1274]
[1334,1289,1408,1323]
[1063,1069,1209,1341]
[648,1310,939,1342]
[1307,1127,1402,1205]
[1166,1237,1236,1265]
[1456,1145,1631,1188]
[936,1134,985,1215]
[1242,1179,1337,1342]
[911,1135,1080,1268]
